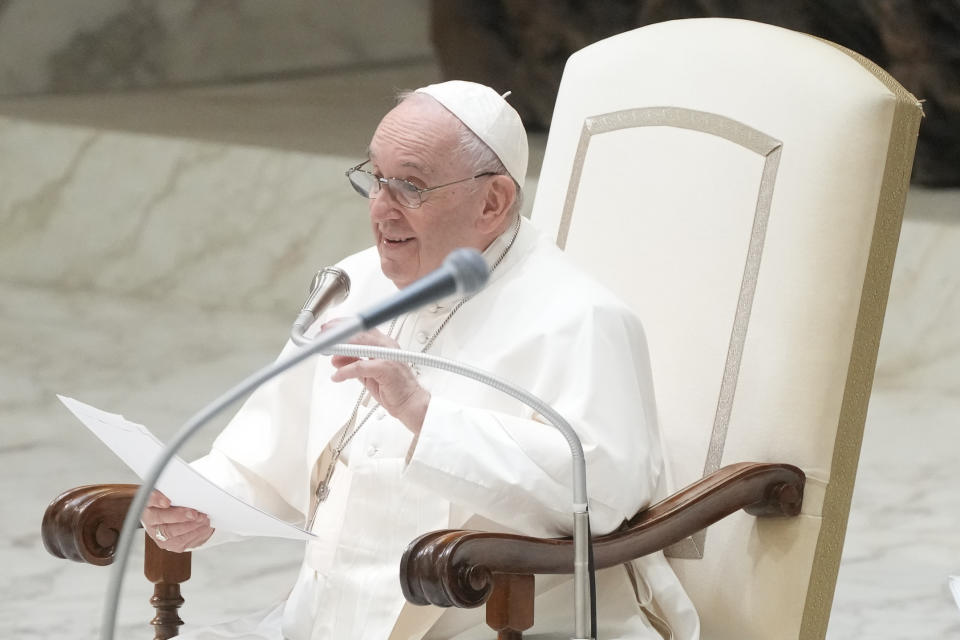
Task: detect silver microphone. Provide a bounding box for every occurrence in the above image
[291,267,350,344]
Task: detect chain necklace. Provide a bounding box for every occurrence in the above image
[306,216,522,530]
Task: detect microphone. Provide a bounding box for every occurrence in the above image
[358,248,488,329]
[101,250,493,640]
[291,249,488,346]
[291,267,351,343]
[303,267,351,316]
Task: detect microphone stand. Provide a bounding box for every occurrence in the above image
[100,320,597,640]
[98,317,364,640]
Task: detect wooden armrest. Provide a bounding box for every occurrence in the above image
[42,484,139,566]
[400,461,804,608]
[42,484,192,639]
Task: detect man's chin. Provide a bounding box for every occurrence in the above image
[378,255,415,289]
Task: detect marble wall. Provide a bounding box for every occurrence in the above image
[0,0,431,96]
[0,58,540,314]
[0,115,373,313]
[874,190,960,396]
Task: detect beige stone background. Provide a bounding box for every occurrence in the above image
[0,2,957,638]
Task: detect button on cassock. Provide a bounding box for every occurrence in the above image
[415,331,428,344]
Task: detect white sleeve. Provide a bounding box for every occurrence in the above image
[187,448,305,549]
[179,337,321,551]
[402,304,662,538]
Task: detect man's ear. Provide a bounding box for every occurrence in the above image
[477,175,516,234]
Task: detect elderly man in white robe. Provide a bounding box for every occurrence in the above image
[140,81,700,640]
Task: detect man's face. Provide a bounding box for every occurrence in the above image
[367,97,491,289]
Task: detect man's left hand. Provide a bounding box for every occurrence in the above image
[328,323,430,433]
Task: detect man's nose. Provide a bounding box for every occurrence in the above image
[369,184,402,220]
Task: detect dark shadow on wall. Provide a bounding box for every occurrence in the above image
[430,0,960,187]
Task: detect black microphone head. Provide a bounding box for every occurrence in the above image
[444,248,489,296]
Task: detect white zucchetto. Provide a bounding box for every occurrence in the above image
[415,80,529,189]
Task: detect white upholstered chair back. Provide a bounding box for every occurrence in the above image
[529,19,921,640]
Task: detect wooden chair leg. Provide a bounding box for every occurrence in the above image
[485,573,534,640]
[144,534,191,640]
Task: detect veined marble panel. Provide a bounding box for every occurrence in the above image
[0,0,431,96]
[0,109,542,313]
[0,282,302,638]
[0,115,372,312]
[826,187,960,639]
[829,389,960,639]
[872,188,960,396]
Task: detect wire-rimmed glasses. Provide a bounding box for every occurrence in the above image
[345,160,496,208]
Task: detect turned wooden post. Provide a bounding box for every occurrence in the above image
[144,534,191,640]
[485,573,534,640]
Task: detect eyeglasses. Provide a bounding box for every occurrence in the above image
[345,160,497,209]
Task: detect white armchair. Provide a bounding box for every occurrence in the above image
[526,17,922,640]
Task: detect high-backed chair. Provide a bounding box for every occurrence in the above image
[401,18,921,640]
[42,18,921,640]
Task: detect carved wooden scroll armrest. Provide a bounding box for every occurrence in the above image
[42,484,139,565]
[400,461,804,609]
[42,484,192,639]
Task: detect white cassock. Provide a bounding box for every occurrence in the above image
[185,218,700,640]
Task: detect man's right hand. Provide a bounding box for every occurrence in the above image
[141,490,214,553]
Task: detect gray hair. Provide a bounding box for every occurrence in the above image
[397,90,523,218]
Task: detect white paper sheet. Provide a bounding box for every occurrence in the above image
[58,395,315,541]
